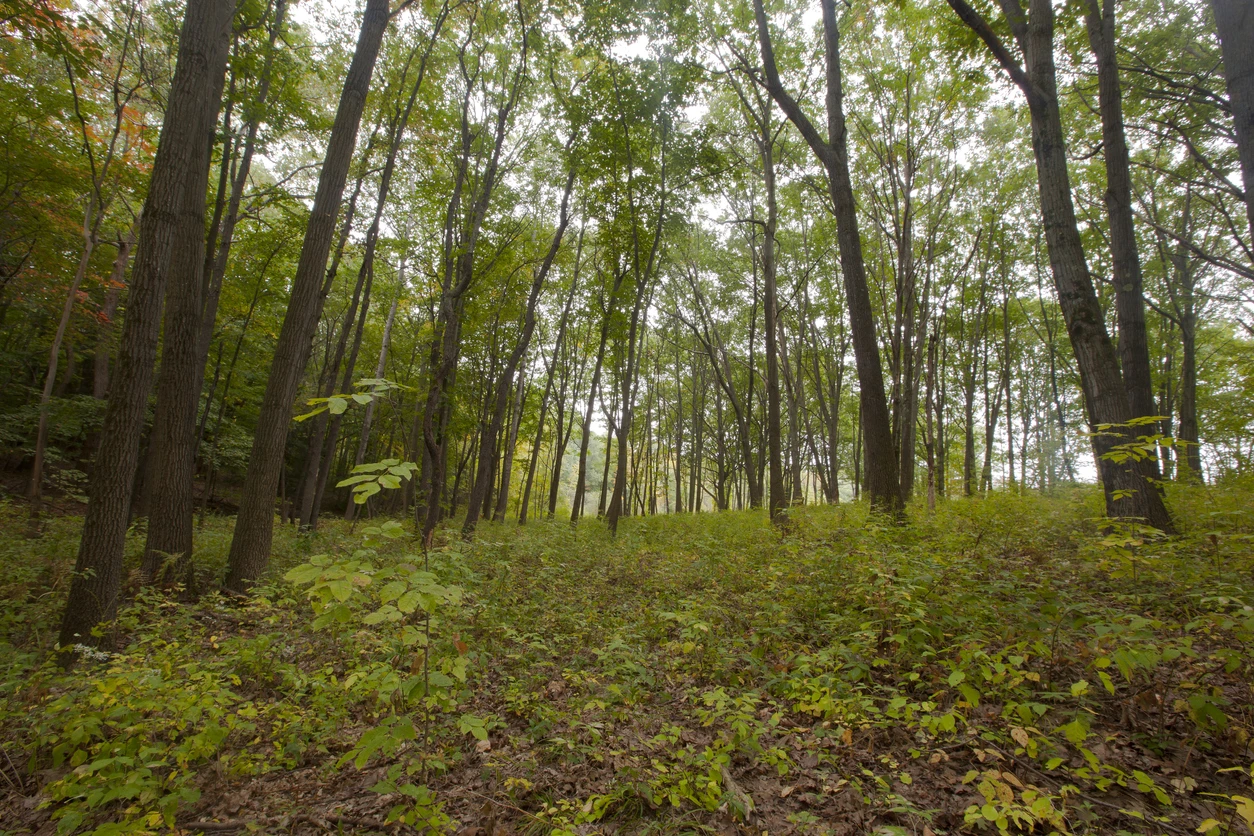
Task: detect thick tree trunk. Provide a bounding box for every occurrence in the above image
[1083,0,1159,425]
[140,7,241,587]
[59,0,235,650]
[947,0,1173,531]
[1211,0,1254,244]
[225,0,390,591]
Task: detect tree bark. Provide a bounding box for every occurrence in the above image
[1211,0,1254,244]
[946,0,1173,531]
[493,369,527,521]
[1083,0,1159,424]
[93,225,137,399]
[464,163,576,535]
[753,0,901,514]
[225,0,390,591]
[59,0,235,650]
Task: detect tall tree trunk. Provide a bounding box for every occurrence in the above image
[141,6,248,586]
[494,370,527,521]
[60,0,235,649]
[193,0,286,401]
[1211,0,1254,244]
[924,330,938,511]
[754,0,901,514]
[672,324,684,513]
[418,36,526,544]
[520,230,583,523]
[30,202,101,511]
[689,354,703,511]
[93,225,137,399]
[345,287,399,522]
[225,0,391,591]
[947,0,1174,531]
[572,278,619,523]
[1083,0,1159,426]
[464,163,576,534]
[760,129,785,522]
[311,262,374,522]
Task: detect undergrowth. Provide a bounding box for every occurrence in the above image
[0,481,1252,835]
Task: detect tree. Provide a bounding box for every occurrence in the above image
[1082,0,1158,425]
[28,1,146,516]
[945,0,1173,531]
[752,0,902,515]
[1211,0,1254,244]
[225,0,391,591]
[59,0,236,651]
[463,159,577,535]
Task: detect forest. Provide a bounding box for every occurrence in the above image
[1,0,1253,832]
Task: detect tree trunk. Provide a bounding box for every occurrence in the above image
[345,289,399,522]
[60,0,235,650]
[225,0,390,591]
[140,4,243,587]
[1211,0,1254,244]
[494,370,527,521]
[31,200,101,511]
[1083,0,1159,425]
[760,129,785,522]
[520,230,583,523]
[572,279,619,523]
[464,164,576,535]
[93,225,137,399]
[754,0,901,514]
[946,0,1173,531]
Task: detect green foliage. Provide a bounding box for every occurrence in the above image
[2,486,1253,833]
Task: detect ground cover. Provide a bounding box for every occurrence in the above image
[1,484,1252,835]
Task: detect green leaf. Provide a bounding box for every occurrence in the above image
[396,590,421,614]
[353,483,381,503]
[284,564,322,584]
[294,405,329,422]
[328,397,348,415]
[958,683,980,707]
[459,714,489,740]
[378,581,407,604]
[1058,719,1088,745]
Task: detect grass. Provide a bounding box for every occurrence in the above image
[0,481,1252,835]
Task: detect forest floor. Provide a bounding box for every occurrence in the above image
[1,484,1253,836]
